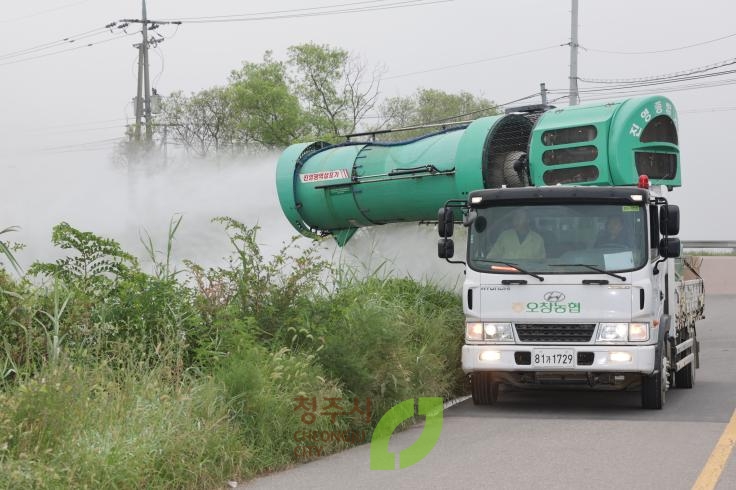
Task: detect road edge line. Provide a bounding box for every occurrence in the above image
[692,408,736,490]
[443,395,471,410]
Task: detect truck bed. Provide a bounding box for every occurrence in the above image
[675,257,705,329]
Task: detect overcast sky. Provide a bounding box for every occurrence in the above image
[1,0,734,269]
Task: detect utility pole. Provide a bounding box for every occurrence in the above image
[540,82,548,106]
[121,1,180,146]
[568,0,580,106]
[134,42,144,141]
[142,0,152,142]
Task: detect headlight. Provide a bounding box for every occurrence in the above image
[597,323,628,342]
[597,322,649,342]
[484,323,514,342]
[628,323,649,341]
[466,322,514,342]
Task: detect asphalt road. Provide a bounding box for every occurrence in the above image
[244,295,736,490]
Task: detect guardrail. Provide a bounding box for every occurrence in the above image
[682,240,736,252]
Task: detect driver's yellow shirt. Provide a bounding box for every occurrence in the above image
[488,230,546,260]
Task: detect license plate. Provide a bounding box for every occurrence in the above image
[532,349,575,367]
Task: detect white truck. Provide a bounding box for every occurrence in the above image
[438,169,705,410]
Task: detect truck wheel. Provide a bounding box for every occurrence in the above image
[641,352,667,409]
[675,326,696,389]
[471,372,498,406]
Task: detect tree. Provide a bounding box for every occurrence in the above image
[160,88,240,158]
[287,43,383,138]
[138,44,385,158]
[378,88,499,129]
[228,52,306,149]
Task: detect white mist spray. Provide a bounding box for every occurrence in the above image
[2,151,294,271]
[2,150,465,289]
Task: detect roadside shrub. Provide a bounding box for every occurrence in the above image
[25,223,204,372]
[28,222,138,297]
[195,218,331,345]
[314,277,466,421]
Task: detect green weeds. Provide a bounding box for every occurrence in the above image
[0,218,465,487]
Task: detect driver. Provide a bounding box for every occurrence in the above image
[488,209,546,260]
[595,215,627,247]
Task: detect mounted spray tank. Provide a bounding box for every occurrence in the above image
[276,114,534,245]
[276,95,680,245]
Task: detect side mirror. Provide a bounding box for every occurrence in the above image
[437,207,454,238]
[659,205,680,236]
[659,237,681,258]
[438,238,455,259]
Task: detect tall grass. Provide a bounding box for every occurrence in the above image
[0,226,21,275]
[313,276,465,417]
[0,363,247,489]
[0,219,466,487]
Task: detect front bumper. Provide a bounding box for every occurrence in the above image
[462,344,656,374]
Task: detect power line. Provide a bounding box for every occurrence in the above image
[548,77,736,104]
[29,124,129,136]
[0,0,90,24]
[382,44,563,81]
[568,67,736,94]
[0,30,140,67]
[545,62,736,102]
[156,0,397,21]
[582,31,736,55]
[362,90,546,123]
[39,137,122,152]
[39,145,120,155]
[423,92,542,125]
[0,27,109,61]
[545,67,736,100]
[151,0,452,24]
[680,106,736,114]
[16,117,128,132]
[579,57,736,84]
[0,17,176,65]
[548,94,569,104]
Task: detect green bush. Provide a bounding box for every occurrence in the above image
[211,324,350,473]
[314,277,465,421]
[192,218,331,346]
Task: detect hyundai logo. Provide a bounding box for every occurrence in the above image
[544,291,566,302]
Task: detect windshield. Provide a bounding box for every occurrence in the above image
[468,203,648,274]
